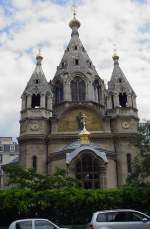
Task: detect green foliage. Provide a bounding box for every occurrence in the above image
[4,165,79,191]
[127,121,150,184]
[137,121,150,154]
[0,185,150,226]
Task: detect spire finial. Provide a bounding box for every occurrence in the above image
[72,0,76,18]
[38,48,41,56]
[36,48,43,65]
[69,0,80,34]
[113,44,117,56]
[112,44,119,63]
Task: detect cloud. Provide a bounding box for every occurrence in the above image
[0,0,150,138]
[11,0,32,9]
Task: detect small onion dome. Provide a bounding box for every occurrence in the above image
[69,17,81,29]
[112,52,119,61]
[79,126,90,145]
[36,51,43,65]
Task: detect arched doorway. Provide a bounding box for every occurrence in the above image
[75,152,102,188]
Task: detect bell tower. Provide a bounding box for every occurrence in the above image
[107,53,137,112]
[107,52,139,185]
[19,52,52,174]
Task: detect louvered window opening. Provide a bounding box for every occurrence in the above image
[55,82,64,105]
[119,92,127,107]
[31,94,40,108]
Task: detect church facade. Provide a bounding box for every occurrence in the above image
[18,15,139,189]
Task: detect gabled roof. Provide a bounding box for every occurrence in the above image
[62,140,114,164]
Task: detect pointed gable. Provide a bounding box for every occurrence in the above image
[22,53,51,97]
[53,15,99,80]
[108,54,136,95]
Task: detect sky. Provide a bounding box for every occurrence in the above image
[0,0,150,138]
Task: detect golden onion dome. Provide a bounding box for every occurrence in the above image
[112,46,119,61]
[112,53,119,60]
[79,126,90,145]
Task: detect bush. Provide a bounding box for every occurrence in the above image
[0,185,150,226]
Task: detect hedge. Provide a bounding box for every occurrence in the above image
[0,185,150,226]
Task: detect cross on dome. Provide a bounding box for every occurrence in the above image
[69,1,81,33]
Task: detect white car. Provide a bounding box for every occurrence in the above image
[88,209,150,229]
[9,218,69,229]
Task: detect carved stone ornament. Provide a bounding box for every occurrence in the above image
[122,121,130,129]
[30,121,39,131]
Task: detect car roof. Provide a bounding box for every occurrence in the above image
[94,209,148,215]
[11,219,50,222]
[95,209,131,213]
[9,219,61,229]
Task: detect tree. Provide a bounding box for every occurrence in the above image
[4,164,80,191]
[127,121,150,184]
[137,121,150,154]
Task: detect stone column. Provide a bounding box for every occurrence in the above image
[21,97,26,110]
[47,96,52,110]
[107,96,112,109]
[86,82,93,101]
[114,93,119,107]
[41,95,45,108]
[27,95,32,108]
[132,96,137,109]
[101,88,104,105]
[100,165,107,189]
[127,94,132,107]
[64,82,71,101]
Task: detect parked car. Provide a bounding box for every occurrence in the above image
[9,218,69,229]
[88,209,150,229]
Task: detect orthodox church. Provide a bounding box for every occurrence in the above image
[18,14,139,189]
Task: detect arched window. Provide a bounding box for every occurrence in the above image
[25,95,28,109]
[75,152,100,189]
[31,94,40,108]
[45,94,48,109]
[32,156,37,171]
[93,80,101,103]
[111,94,114,109]
[54,81,64,105]
[127,153,132,173]
[71,77,86,102]
[119,92,127,107]
[35,79,40,84]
